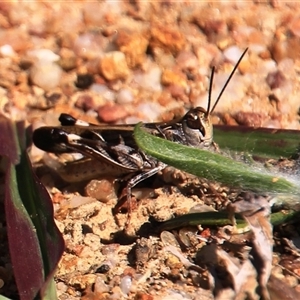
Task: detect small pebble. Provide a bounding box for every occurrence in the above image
[30,62,62,91]
[266,70,286,89]
[75,94,96,111]
[124,116,144,124]
[135,238,153,266]
[120,275,132,296]
[223,45,244,64]
[27,48,63,90]
[136,102,162,122]
[115,29,148,68]
[90,84,115,101]
[160,231,180,248]
[56,281,68,292]
[0,44,16,57]
[98,51,130,81]
[73,33,105,59]
[133,63,162,92]
[97,103,128,123]
[95,264,110,274]
[75,74,94,89]
[248,43,267,54]
[59,47,77,71]
[233,111,264,127]
[94,276,110,294]
[85,178,117,203]
[27,49,60,63]
[116,88,134,104]
[161,69,187,88]
[150,24,185,54]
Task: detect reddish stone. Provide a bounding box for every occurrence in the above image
[97,103,128,123]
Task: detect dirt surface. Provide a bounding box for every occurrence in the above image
[1,1,300,299]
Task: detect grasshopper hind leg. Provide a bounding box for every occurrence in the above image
[114,162,166,230]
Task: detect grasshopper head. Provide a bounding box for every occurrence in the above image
[182,107,213,148]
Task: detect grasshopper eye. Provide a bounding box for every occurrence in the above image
[186,112,203,129]
[185,107,207,133]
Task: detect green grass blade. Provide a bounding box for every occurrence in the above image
[214,125,300,159]
[158,210,300,231]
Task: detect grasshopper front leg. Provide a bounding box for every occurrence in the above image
[119,162,166,229]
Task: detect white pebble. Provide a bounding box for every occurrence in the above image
[89,83,108,94]
[256,59,277,75]
[133,63,162,92]
[116,88,134,104]
[0,44,16,57]
[30,62,62,91]
[223,46,244,65]
[73,33,104,58]
[137,102,162,122]
[120,275,132,295]
[27,49,60,63]
[27,49,62,90]
[56,281,68,292]
[90,84,115,101]
[248,43,267,54]
[124,116,144,124]
[235,25,255,37]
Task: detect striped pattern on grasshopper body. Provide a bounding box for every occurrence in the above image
[32,107,215,214]
[32,48,247,226]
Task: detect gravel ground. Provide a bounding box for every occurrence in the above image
[1,1,300,299]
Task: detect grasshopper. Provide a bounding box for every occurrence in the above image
[32,48,247,225]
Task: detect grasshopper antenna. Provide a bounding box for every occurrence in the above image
[206,66,215,117]
[210,48,248,114]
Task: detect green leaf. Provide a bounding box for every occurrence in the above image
[0,295,13,300]
[134,124,300,195]
[214,125,300,159]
